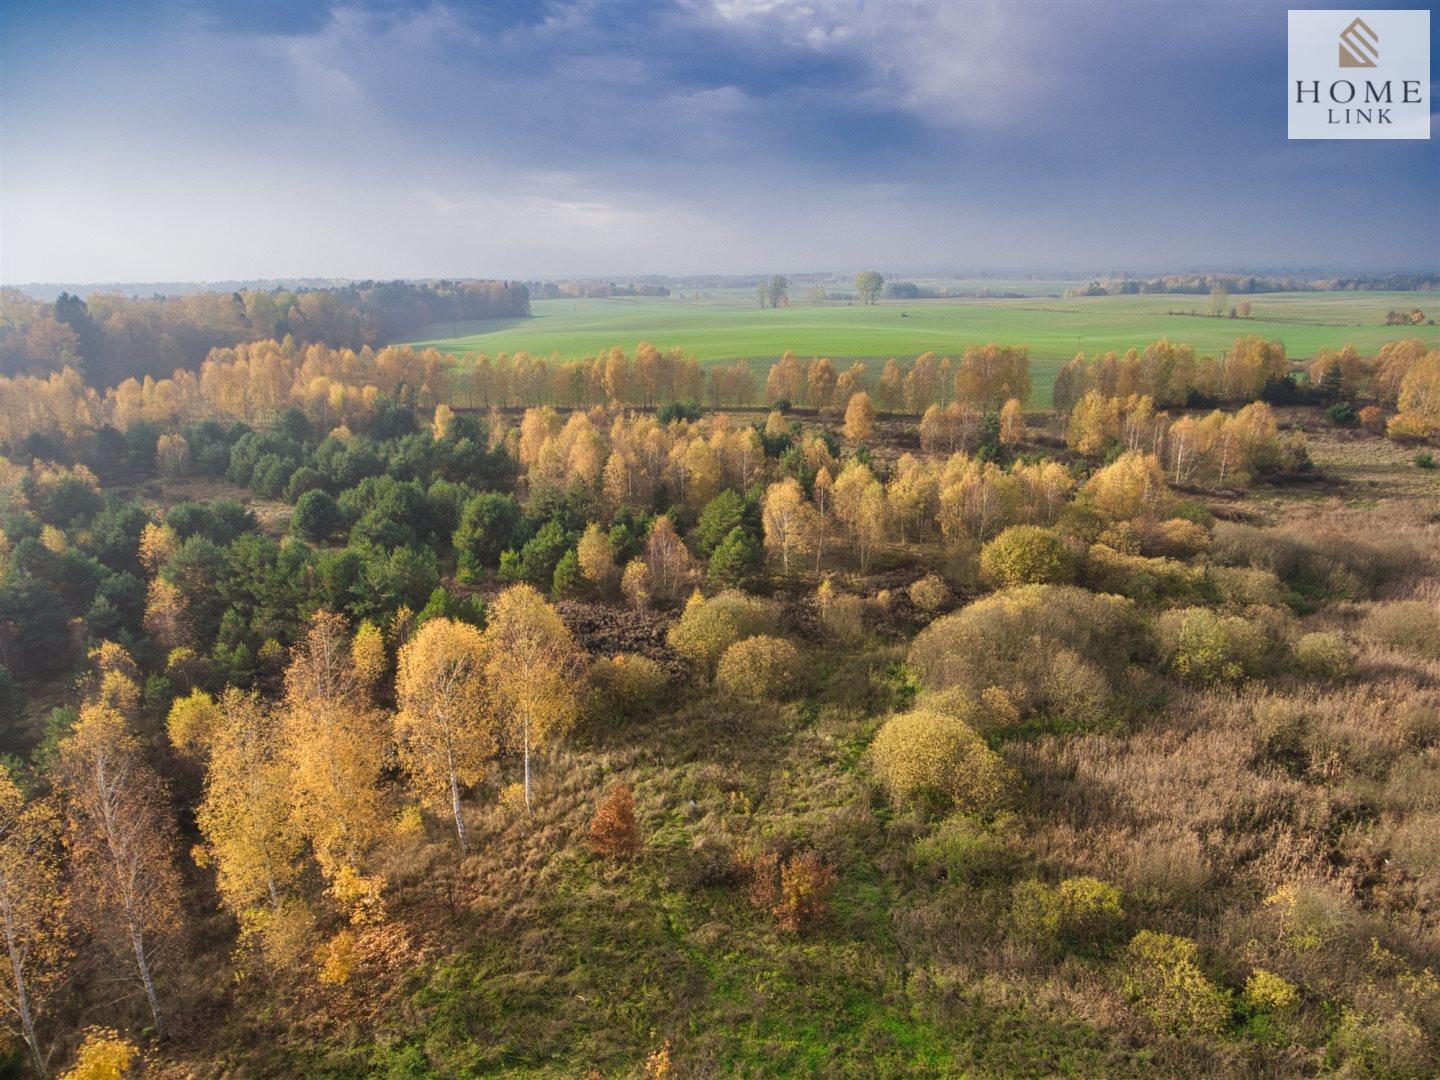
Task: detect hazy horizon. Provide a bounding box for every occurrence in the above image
[7,266,1439,302]
[3,0,1437,283]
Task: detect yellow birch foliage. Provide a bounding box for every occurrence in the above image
[351,620,387,689]
[394,618,496,850]
[1083,451,1174,520]
[281,612,389,904]
[62,1028,139,1080]
[843,391,875,441]
[999,398,1025,445]
[1387,350,1440,440]
[481,585,583,812]
[56,704,182,1035]
[137,522,178,575]
[166,690,221,756]
[762,478,811,573]
[0,768,66,1077]
[143,578,192,650]
[196,689,304,916]
[577,522,618,592]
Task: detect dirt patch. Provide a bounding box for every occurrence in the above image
[553,599,688,678]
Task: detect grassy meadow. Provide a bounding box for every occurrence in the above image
[407,289,1440,407]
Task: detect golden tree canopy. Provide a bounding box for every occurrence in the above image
[395,618,496,846]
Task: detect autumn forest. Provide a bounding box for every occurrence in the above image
[0,258,1433,1079]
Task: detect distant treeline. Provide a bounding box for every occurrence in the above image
[886,282,1028,300]
[1067,272,1440,297]
[0,280,530,387]
[527,281,671,300]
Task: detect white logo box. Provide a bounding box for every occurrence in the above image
[1288,9,1430,139]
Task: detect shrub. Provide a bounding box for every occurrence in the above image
[1007,876,1124,956]
[1360,601,1440,659]
[676,836,744,889]
[1084,544,1202,605]
[1324,400,1358,427]
[667,589,780,674]
[1150,517,1211,559]
[908,585,1138,722]
[1243,968,1299,1014]
[774,852,836,933]
[1154,606,1272,684]
[911,812,1017,884]
[907,573,951,613]
[746,849,783,912]
[1262,882,1353,953]
[1122,930,1231,1037]
[1209,565,1290,608]
[589,653,670,724]
[817,579,866,644]
[869,705,1017,814]
[63,1027,140,1080]
[747,850,835,933]
[1292,631,1352,679]
[1415,450,1436,470]
[644,1042,673,1079]
[715,635,801,701]
[979,525,1076,587]
[1210,522,1410,602]
[588,783,640,859]
[1329,1009,1434,1078]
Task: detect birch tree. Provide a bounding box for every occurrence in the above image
[0,768,65,1076]
[481,586,582,813]
[195,689,303,917]
[56,704,182,1037]
[395,619,495,851]
[281,612,389,907]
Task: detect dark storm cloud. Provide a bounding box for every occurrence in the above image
[1,0,1435,281]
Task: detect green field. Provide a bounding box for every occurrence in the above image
[408,289,1440,407]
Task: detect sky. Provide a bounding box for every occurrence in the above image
[1,0,1437,284]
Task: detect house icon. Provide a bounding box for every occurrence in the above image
[1338,17,1378,68]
